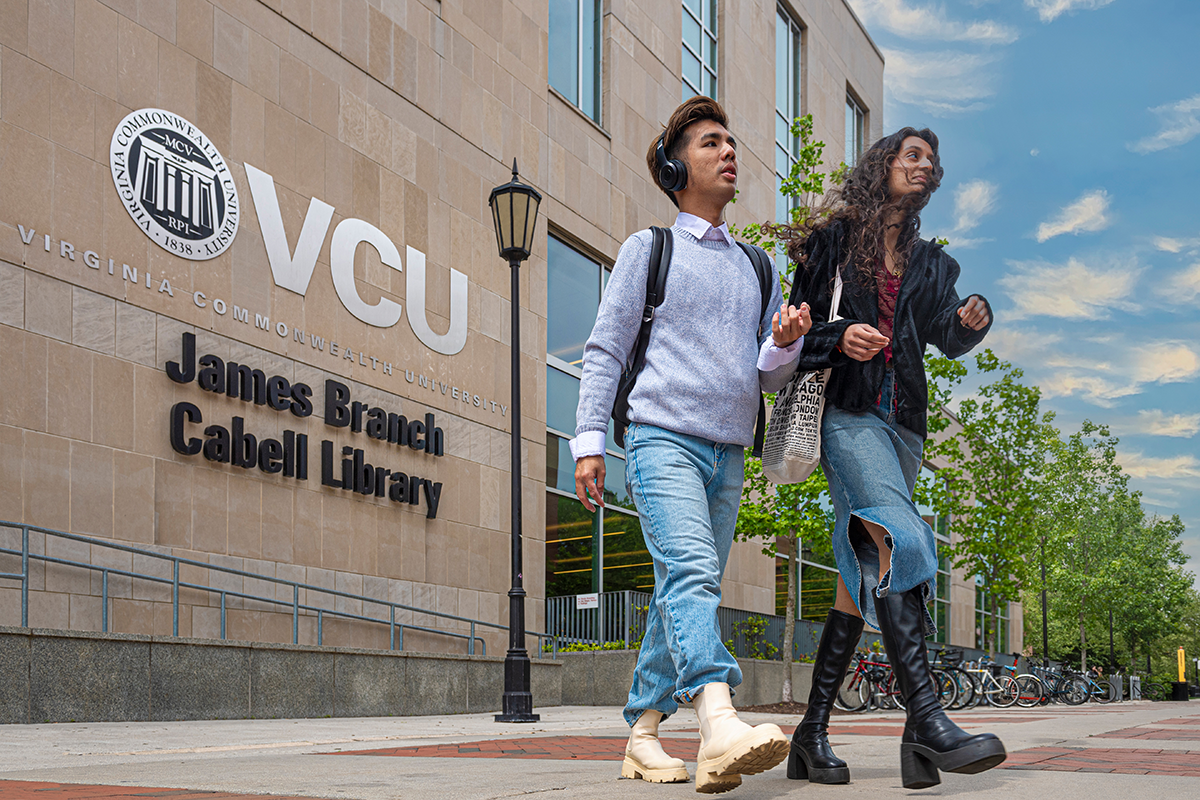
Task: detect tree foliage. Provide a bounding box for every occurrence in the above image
[920,350,1057,656]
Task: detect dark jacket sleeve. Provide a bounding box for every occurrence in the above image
[790,227,855,372]
[927,252,992,359]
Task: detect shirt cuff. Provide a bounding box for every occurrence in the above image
[757,336,803,371]
[569,430,607,460]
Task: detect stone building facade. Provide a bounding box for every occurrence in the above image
[0,0,967,658]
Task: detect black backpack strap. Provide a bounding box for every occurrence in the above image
[612,226,672,448]
[737,242,775,459]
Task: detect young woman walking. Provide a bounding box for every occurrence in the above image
[778,128,1004,790]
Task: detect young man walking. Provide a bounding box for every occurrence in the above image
[570,96,811,794]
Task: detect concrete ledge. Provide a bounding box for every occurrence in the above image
[0,626,563,724]
[557,650,813,709]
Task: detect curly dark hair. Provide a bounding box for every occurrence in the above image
[775,127,944,285]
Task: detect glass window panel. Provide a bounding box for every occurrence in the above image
[706,0,716,25]
[703,70,716,99]
[845,101,856,166]
[704,34,716,68]
[548,0,580,105]
[776,113,788,149]
[776,16,788,112]
[546,493,596,597]
[799,564,838,622]
[546,366,581,437]
[684,0,702,15]
[582,0,601,122]
[776,144,790,178]
[775,181,787,227]
[683,51,701,89]
[547,236,601,365]
[603,453,634,510]
[683,10,702,53]
[601,509,653,592]
[546,434,576,494]
[800,527,837,568]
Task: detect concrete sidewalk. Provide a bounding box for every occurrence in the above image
[0,701,1197,799]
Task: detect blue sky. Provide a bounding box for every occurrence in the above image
[844,0,1200,586]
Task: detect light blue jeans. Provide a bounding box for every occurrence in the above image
[820,372,939,636]
[622,422,744,726]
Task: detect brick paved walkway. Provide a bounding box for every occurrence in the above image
[1094,726,1200,740]
[1001,747,1200,776]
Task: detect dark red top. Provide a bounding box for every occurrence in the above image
[875,261,902,365]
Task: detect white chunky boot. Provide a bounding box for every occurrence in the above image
[692,683,789,794]
[621,710,689,783]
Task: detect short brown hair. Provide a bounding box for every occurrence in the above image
[645,96,730,208]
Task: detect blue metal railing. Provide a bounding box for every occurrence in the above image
[0,521,558,657]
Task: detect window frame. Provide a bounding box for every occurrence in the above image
[549,0,603,124]
[845,92,866,168]
[544,233,649,597]
[682,0,718,100]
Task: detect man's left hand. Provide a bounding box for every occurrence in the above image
[772,302,812,347]
[958,296,990,331]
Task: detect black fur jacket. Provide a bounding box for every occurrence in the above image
[787,221,993,438]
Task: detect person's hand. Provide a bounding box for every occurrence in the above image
[575,455,605,512]
[838,324,889,362]
[772,303,812,347]
[958,296,990,330]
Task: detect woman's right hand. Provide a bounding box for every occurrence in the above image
[838,324,890,362]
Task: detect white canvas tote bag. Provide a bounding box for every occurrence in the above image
[762,272,843,484]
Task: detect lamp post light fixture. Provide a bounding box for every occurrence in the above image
[489,160,542,723]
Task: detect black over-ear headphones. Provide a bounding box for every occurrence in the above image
[655,132,688,194]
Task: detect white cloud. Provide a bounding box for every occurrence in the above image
[1025,0,1116,23]
[1160,263,1200,304]
[883,48,1001,116]
[1117,451,1200,480]
[1133,410,1200,439]
[942,236,993,249]
[1030,148,1040,157]
[1127,342,1200,385]
[1129,94,1200,154]
[850,0,1018,44]
[1035,189,1112,242]
[987,327,1063,366]
[1040,373,1138,406]
[953,179,999,233]
[1154,237,1185,253]
[999,255,1140,319]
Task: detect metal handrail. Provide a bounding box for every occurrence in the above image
[0,521,558,657]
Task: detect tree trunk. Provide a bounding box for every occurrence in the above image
[988,589,999,658]
[781,534,798,703]
[1079,609,1088,673]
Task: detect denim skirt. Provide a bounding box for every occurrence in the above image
[819,372,938,635]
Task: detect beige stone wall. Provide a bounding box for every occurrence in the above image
[0,0,884,647]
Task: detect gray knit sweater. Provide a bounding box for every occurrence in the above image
[574,224,799,448]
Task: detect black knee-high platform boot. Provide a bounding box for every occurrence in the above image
[787,609,864,784]
[875,588,1007,789]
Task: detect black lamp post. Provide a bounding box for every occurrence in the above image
[489,160,542,723]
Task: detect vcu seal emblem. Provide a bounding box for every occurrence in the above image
[109,108,240,260]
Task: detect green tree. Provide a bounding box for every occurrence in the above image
[921,350,1057,657]
[733,112,846,702]
[1038,421,1132,671]
[735,454,831,701]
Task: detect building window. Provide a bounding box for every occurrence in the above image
[918,466,952,643]
[976,583,1010,652]
[549,0,602,123]
[775,7,802,272]
[683,0,717,100]
[545,235,650,597]
[845,93,865,167]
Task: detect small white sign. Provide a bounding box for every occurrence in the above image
[576,593,599,610]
